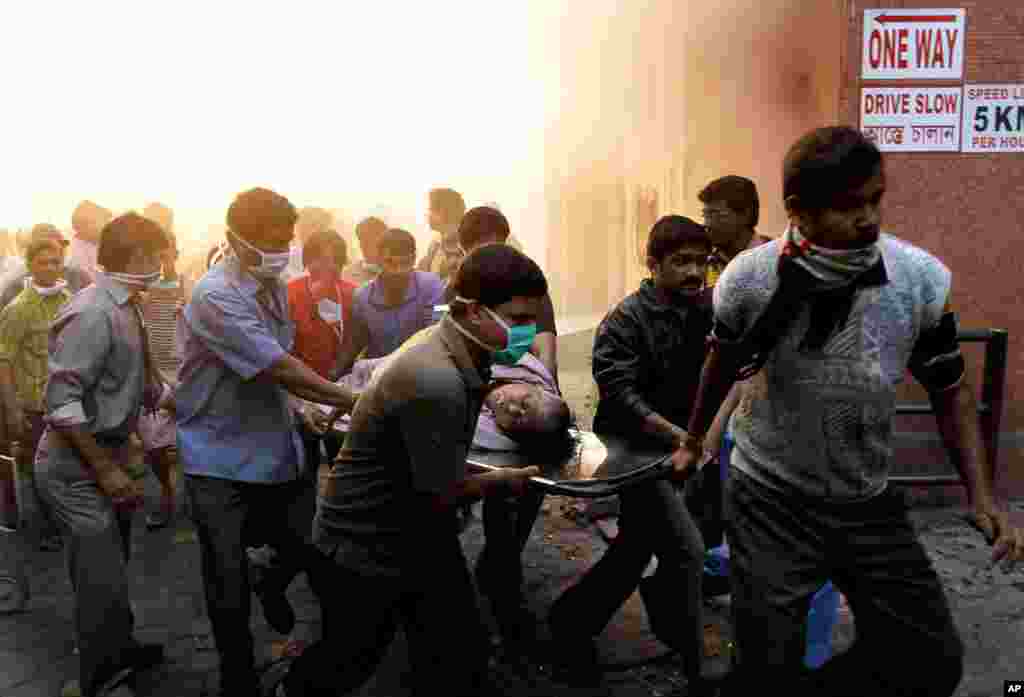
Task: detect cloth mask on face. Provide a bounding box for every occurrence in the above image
[783,224,881,287]
[102,269,162,289]
[229,230,291,279]
[32,279,68,296]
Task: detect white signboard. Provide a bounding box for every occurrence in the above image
[961,85,1024,153]
[862,8,965,80]
[860,87,962,152]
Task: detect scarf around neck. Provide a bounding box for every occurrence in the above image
[782,224,882,288]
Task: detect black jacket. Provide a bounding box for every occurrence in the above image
[592,280,712,444]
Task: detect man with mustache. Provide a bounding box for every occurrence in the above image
[678,126,1023,696]
[548,215,719,696]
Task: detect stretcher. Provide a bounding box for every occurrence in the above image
[466,429,675,498]
[332,418,675,498]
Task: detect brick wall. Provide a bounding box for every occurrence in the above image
[842,1,1024,494]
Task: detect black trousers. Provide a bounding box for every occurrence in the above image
[723,468,964,697]
[185,474,318,697]
[473,490,546,630]
[548,477,706,678]
[283,531,492,697]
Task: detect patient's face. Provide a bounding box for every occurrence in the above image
[488,383,545,433]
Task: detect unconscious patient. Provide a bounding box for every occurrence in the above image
[335,348,572,451]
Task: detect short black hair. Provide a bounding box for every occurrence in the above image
[783,126,883,211]
[429,187,467,225]
[226,187,298,243]
[303,228,348,269]
[698,176,760,227]
[355,216,387,239]
[25,238,63,265]
[378,228,416,258]
[452,244,547,309]
[98,212,169,272]
[458,206,510,251]
[646,215,710,263]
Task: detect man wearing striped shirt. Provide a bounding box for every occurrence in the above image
[137,203,184,529]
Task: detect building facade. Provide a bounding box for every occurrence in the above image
[544,0,1023,493]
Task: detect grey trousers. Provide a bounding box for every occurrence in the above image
[723,468,964,697]
[34,430,138,697]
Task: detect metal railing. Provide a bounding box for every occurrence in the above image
[889,328,1008,488]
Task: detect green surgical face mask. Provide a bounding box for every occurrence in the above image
[484,306,537,366]
[450,296,537,366]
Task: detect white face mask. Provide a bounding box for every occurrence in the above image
[317,298,342,324]
[33,279,68,296]
[103,269,162,289]
[229,230,291,279]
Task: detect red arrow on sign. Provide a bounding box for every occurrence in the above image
[874,13,958,24]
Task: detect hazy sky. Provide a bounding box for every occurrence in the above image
[1,1,556,255]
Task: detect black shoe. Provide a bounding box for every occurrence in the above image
[665,673,729,697]
[547,618,603,688]
[127,642,165,671]
[702,571,731,598]
[256,585,296,635]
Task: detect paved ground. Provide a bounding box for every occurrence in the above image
[2,465,1024,697]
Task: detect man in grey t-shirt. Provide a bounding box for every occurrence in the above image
[271,245,546,697]
[678,127,1022,697]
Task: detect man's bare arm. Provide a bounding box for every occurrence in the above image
[266,354,358,414]
[425,466,540,513]
[687,345,740,443]
[704,382,743,453]
[929,380,994,508]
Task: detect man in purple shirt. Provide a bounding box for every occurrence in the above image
[335,227,445,375]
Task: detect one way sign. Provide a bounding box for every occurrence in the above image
[862,8,966,80]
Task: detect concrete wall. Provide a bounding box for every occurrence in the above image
[544,0,844,320]
[544,0,1023,493]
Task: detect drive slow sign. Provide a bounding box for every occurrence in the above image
[861,87,962,152]
[962,85,1024,153]
[862,8,965,80]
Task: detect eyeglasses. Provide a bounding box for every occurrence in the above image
[701,208,735,221]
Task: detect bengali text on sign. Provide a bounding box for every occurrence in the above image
[861,87,962,152]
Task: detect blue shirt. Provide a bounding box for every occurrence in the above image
[176,255,304,483]
[351,271,446,359]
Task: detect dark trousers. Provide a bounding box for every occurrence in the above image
[284,532,492,697]
[186,474,318,697]
[686,460,724,549]
[549,477,706,678]
[474,490,545,632]
[723,468,964,697]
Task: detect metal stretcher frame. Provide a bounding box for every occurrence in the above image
[889,328,1008,488]
[329,417,677,498]
[464,429,676,498]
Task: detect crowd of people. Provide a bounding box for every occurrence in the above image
[0,125,1021,697]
